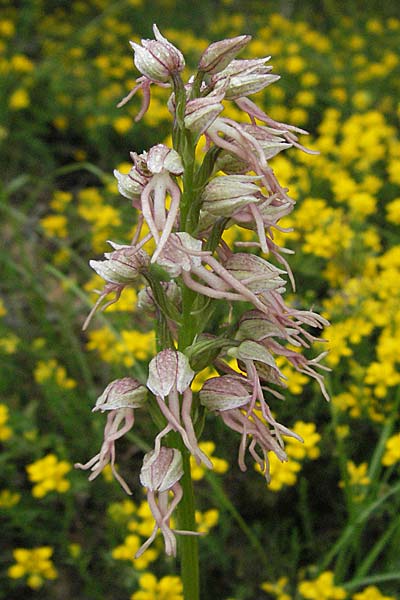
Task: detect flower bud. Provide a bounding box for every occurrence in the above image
[201,174,262,216]
[184,95,224,136]
[225,253,286,293]
[137,281,181,312]
[140,446,183,492]
[94,377,148,412]
[147,349,194,398]
[199,375,252,410]
[228,340,283,386]
[130,24,184,83]
[236,311,286,342]
[199,35,251,74]
[90,244,149,285]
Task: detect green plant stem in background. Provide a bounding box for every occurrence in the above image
[206,471,270,572]
[318,479,400,576]
[175,445,200,600]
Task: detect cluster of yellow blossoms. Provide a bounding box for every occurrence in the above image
[262,571,397,600]
[0,403,12,441]
[26,454,72,498]
[8,547,58,590]
[257,421,321,492]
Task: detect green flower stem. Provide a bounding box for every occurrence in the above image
[354,513,400,580]
[318,479,400,574]
[175,444,200,600]
[344,571,400,592]
[206,471,270,571]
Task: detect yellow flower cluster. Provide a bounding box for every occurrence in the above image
[298,571,346,600]
[8,546,58,589]
[0,403,12,441]
[77,187,122,252]
[0,488,21,508]
[339,461,370,502]
[131,573,183,600]
[381,433,400,467]
[26,454,71,498]
[263,422,321,492]
[86,327,155,367]
[190,441,229,480]
[261,576,291,600]
[34,358,77,389]
[353,586,397,600]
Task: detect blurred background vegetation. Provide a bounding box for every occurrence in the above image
[1,1,400,599]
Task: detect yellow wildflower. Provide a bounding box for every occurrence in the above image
[382,433,400,467]
[0,489,21,508]
[9,88,30,110]
[131,573,183,600]
[26,454,71,498]
[386,198,400,225]
[286,422,321,460]
[34,359,77,389]
[112,534,158,570]
[0,404,12,441]
[11,54,34,72]
[195,508,219,534]
[340,461,370,488]
[285,55,305,74]
[40,214,68,238]
[298,571,347,599]
[0,298,6,317]
[108,499,137,523]
[8,547,58,589]
[261,576,292,600]
[347,192,376,217]
[264,453,302,492]
[0,19,15,36]
[352,586,396,600]
[190,441,228,480]
[113,116,133,134]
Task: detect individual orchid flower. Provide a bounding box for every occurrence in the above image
[199,375,301,480]
[136,447,200,557]
[75,378,147,494]
[211,57,280,100]
[147,349,213,468]
[198,34,251,74]
[206,117,293,202]
[184,91,225,136]
[117,24,184,120]
[83,242,150,330]
[234,307,331,401]
[138,144,184,263]
[200,174,263,216]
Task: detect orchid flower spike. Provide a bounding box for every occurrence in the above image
[82,242,150,330]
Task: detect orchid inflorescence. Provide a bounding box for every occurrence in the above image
[76,25,329,559]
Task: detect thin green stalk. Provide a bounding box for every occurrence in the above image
[318,480,400,573]
[367,386,400,486]
[344,572,400,592]
[206,471,270,572]
[354,514,400,580]
[175,445,200,600]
